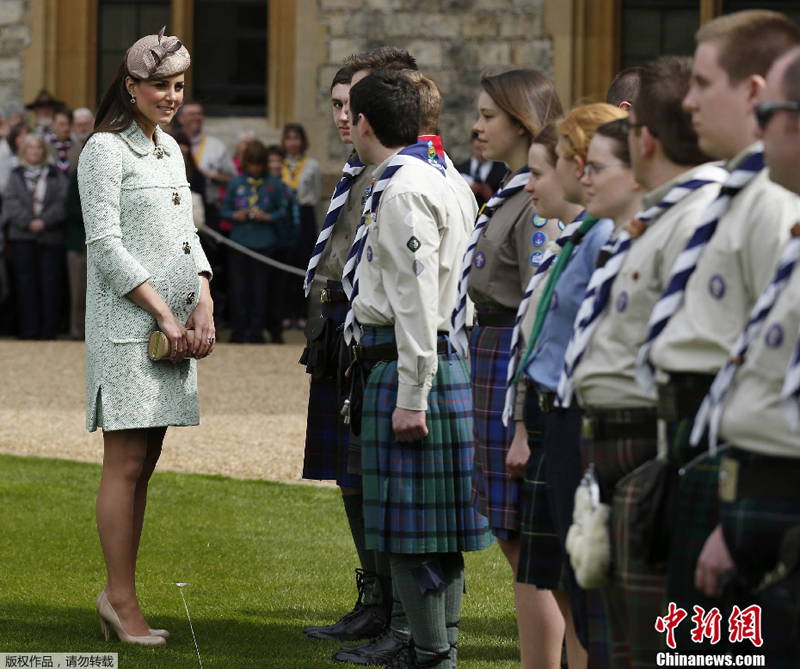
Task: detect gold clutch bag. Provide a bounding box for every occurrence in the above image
[148,330,195,361]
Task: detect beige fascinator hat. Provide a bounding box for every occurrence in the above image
[127,27,190,79]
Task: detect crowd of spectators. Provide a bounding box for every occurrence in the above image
[0,91,324,343]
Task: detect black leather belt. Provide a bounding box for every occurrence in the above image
[582,408,658,441]
[720,450,800,503]
[657,373,715,423]
[476,311,516,328]
[354,337,449,362]
[320,286,348,303]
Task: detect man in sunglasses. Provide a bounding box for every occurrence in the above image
[692,45,800,665]
[639,9,800,653]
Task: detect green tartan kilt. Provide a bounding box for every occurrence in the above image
[664,416,722,652]
[360,327,493,555]
[582,408,665,667]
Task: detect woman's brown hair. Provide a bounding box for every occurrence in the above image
[480,69,563,144]
[171,129,196,177]
[557,103,628,162]
[91,57,143,139]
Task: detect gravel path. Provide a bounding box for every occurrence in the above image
[0,333,328,485]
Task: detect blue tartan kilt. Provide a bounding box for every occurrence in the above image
[361,326,492,555]
[301,284,360,488]
[469,324,520,540]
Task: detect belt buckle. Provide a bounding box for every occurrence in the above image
[352,345,363,362]
[538,393,547,413]
[320,288,331,303]
[582,416,595,440]
[719,457,739,503]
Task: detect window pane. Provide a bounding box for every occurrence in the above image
[193,0,268,117]
[621,1,700,69]
[96,1,170,102]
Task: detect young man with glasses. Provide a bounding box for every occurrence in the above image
[637,9,800,653]
[692,45,800,664]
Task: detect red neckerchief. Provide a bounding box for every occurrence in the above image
[418,134,445,158]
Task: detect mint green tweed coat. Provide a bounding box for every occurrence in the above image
[78,124,212,432]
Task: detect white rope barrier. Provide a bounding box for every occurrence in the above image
[198,226,307,277]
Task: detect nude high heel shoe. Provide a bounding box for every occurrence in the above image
[96,591,169,638]
[96,591,166,646]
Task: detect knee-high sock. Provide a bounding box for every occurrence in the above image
[441,553,465,669]
[372,547,393,614]
[390,553,453,668]
[342,493,376,604]
[390,572,411,641]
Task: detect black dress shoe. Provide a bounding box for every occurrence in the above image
[304,604,385,641]
[331,629,408,665]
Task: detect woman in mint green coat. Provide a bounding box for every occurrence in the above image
[77,28,213,646]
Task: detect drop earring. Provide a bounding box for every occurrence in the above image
[130,96,136,104]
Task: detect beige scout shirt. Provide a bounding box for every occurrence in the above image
[468,169,562,311]
[315,159,375,287]
[719,256,800,458]
[574,165,723,408]
[353,152,470,412]
[650,144,800,376]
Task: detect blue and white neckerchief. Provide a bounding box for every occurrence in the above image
[557,164,729,408]
[635,150,764,392]
[303,153,366,296]
[689,227,800,445]
[342,140,448,345]
[500,212,585,426]
[449,168,531,358]
[782,307,800,430]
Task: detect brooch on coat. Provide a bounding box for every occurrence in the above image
[154,146,164,159]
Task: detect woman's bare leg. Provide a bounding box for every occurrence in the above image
[498,537,565,669]
[96,428,150,636]
[554,590,587,669]
[130,427,166,573]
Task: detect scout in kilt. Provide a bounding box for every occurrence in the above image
[506,103,627,669]
[347,70,491,669]
[330,60,480,669]
[691,46,800,667]
[635,10,800,652]
[562,56,723,668]
[300,64,386,642]
[448,69,566,669]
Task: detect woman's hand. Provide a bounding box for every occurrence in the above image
[29,219,45,233]
[506,421,530,480]
[186,275,215,359]
[251,209,271,222]
[156,310,190,363]
[232,209,249,222]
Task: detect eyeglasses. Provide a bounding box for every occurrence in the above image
[584,162,630,177]
[754,101,800,130]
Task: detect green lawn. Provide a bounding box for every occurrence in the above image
[0,454,519,668]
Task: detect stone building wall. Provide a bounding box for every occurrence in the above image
[0,0,30,108]
[316,0,553,165]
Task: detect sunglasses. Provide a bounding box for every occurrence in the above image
[754,101,800,130]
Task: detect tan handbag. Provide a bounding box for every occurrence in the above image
[148,330,195,361]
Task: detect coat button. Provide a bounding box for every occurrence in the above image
[183,242,191,254]
[172,192,181,205]
[186,292,195,305]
